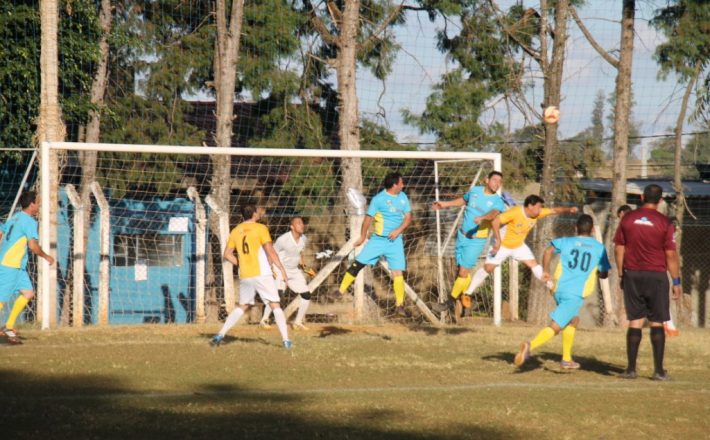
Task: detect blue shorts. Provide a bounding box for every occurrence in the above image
[455,231,487,269]
[549,292,584,328]
[356,234,406,271]
[0,266,33,303]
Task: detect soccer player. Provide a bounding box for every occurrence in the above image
[431,171,505,313]
[0,191,54,344]
[210,204,292,349]
[333,172,412,316]
[514,214,610,369]
[463,195,578,296]
[260,217,317,330]
[614,184,681,381]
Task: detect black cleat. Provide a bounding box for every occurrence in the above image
[618,370,638,380]
[651,370,671,381]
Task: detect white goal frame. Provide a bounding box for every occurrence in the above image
[39,141,502,329]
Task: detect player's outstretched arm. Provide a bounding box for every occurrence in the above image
[432,197,465,210]
[29,239,54,265]
[476,209,500,225]
[223,245,238,266]
[388,212,412,240]
[551,206,578,215]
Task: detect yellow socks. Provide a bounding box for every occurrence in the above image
[562,326,576,361]
[339,272,356,293]
[450,275,471,299]
[530,327,556,351]
[6,295,29,329]
[393,275,405,306]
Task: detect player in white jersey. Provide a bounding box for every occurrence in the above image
[260,217,316,330]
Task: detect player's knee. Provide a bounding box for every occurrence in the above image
[569,317,580,327]
[346,260,365,277]
[300,292,312,301]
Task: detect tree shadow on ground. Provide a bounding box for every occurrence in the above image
[405,325,474,336]
[481,351,625,376]
[0,368,523,440]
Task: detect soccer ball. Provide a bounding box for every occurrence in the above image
[543,106,560,124]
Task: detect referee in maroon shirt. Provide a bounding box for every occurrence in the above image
[613,184,681,381]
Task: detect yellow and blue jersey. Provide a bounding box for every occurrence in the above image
[367,190,411,236]
[550,236,611,298]
[0,212,39,270]
[461,186,506,239]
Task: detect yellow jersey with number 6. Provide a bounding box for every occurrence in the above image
[227,222,272,279]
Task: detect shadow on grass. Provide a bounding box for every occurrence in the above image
[318,325,353,338]
[0,368,522,440]
[405,325,474,336]
[198,333,273,347]
[481,351,625,376]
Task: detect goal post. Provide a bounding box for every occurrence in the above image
[39,141,502,328]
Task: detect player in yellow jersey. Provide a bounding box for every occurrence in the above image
[463,195,577,297]
[210,203,292,349]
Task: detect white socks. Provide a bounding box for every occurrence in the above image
[295,298,310,324]
[218,307,245,337]
[261,305,272,322]
[272,307,290,341]
[465,268,490,295]
[532,264,544,281]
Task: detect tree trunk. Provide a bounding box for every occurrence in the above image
[208,0,244,320]
[672,61,701,325]
[605,0,635,326]
[527,0,569,323]
[37,0,66,328]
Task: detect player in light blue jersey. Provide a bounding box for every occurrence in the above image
[514,214,610,369]
[333,172,412,316]
[432,171,505,315]
[0,191,54,344]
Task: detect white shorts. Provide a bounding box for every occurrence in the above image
[275,269,309,294]
[239,275,281,305]
[485,244,536,266]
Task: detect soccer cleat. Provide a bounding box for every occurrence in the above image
[394,305,407,318]
[460,294,472,309]
[210,334,224,347]
[283,340,293,350]
[259,320,272,329]
[663,322,680,337]
[291,322,309,331]
[328,290,344,302]
[514,341,531,367]
[618,370,638,380]
[651,370,672,382]
[2,328,22,345]
[560,360,581,370]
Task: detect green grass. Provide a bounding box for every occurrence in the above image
[1,323,708,439]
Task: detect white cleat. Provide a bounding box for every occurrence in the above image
[259,320,272,329]
[291,322,309,331]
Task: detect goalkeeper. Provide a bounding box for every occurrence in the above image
[333,172,412,316]
[431,171,505,315]
[260,217,317,330]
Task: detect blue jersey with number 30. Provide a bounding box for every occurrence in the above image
[550,236,611,298]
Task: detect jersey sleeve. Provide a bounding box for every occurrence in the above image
[664,222,677,251]
[226,228,239,249]
[23,217,39,241]
[498,207,517,225]
[401,193,412,213]
[273,234,286,252]
[613,222,626,246]
[537,207,554,219]
[258,225,273,245]
[366,195,379,217]
[549,238,563,255]
[598,248,612,272]
[492,196,506,213]
[462,190,472,203]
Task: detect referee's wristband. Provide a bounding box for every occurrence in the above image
[672,277,681,286]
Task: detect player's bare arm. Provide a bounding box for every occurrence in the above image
[541,245,555,283]
[29,239,54,265]
[552,206,578,215]
[614,244,625,286]
[354,216,373,247]
[388,212,412,240]
[666,249,681,300]
[432,197,465,210]
[223,245,239,266]
[264,241,288,282]
[475,209,500,225]
[489,216,502,255]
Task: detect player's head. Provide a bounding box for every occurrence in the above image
[617,204,632,219]
[485,171,503,193]
[576,214,594,236]
[20,190,39,214]
[642,184,663,205]
[523,194,545,218]
[241,203,263,221]
[383,172,404,193]
[290,216,305,234]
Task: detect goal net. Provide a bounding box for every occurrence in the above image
[39,142,501,328]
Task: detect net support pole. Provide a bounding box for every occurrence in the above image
[91,182,110,326]
[434,163,445,304]
[205,195,235,312]
[65,184,85,327]
[187,187,207,324]
[509,260,519,321]
[351,215,365,322]
[492,156,503,326]
[40,142,51,329]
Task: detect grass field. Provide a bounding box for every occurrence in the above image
[0,323,708,439]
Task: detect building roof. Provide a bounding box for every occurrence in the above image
[580,179,710,198]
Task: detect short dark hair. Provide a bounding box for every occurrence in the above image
[487,171,502,179]
[523,194,544,207]
[241,204,257,220]
[617,205,632,216]
[383,172,403,189]
[19,191,37,209]
[643,184,663,204]
[576,214,594,235]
